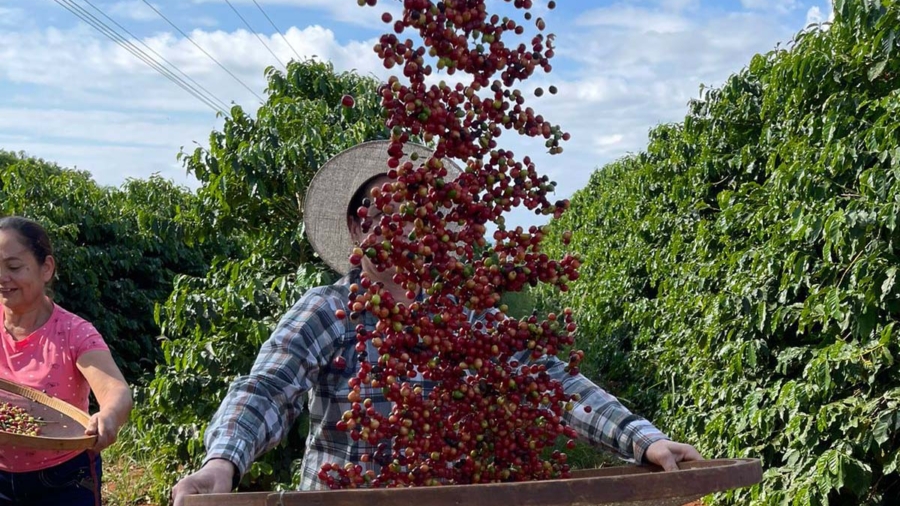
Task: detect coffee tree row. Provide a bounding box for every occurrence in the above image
[0,151,223,384]
[538,1,900,504]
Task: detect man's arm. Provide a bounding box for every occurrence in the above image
[201,288,351,483]
[533,353,669,464]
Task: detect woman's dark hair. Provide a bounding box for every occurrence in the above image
[0,216,54,265]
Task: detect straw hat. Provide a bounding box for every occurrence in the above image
[304,140,462,275]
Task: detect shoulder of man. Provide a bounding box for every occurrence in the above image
[296,269,358,306]
[277,269,359,327]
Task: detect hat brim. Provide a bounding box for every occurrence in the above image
[303,140,462,275]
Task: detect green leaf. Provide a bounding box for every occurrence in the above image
[868,58,889,81]
[873,411,893,444]
[882,267,896,301]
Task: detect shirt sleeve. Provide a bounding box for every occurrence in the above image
[70,320,110,358]
[473,308,668,465]
[202,288,348,479]
[535,354,669,465]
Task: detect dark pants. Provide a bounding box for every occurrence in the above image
[0,451,102,506]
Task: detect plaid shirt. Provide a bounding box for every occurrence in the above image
[204,269,668,490]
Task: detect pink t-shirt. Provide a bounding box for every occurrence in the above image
[0,302,109,472]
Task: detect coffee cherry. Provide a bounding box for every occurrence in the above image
[0,402,42,436]
[322,0,582,489]
[341,94,356,108]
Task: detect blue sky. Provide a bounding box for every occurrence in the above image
[0,0,833,230]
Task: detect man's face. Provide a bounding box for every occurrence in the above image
[348,174,393,245]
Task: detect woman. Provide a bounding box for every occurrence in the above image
[0,216,133,506]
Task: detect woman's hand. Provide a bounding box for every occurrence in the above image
[77,349,134,452]
[85,410,121,452]
[644,440,704,471]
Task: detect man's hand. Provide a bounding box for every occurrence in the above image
[644,440,704,471]
[171,459,237,506]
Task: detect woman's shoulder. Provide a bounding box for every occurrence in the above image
[50,304,99,334]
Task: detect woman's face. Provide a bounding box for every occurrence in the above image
[0,230,54,312]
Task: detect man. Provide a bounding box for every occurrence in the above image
[171,141,702,505]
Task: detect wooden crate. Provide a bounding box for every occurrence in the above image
[185,458,761,506]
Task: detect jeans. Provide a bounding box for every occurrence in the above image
[0,451,102,506]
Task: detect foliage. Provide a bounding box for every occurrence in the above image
[538,2,900,504]
[131,59,388,503]
[102,424,163,506]
[0,151,221,383]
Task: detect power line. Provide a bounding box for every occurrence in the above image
[252,0,303,62]
[140,0,265,103]
[83,0,233,114]
[58,0,227,116]
[54,0,228,116]
[223,0,287,70]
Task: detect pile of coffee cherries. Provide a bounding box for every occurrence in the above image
[323,0,584,488]
[0,402,42,436]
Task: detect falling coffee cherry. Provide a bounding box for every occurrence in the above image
[333,356,347,370]
[549,85,558,94]
[534,87,544,97]
[318,0,585,491]
[341,94,355,108]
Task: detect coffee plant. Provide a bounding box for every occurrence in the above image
[0,151,222,383]
[538,1,900,504]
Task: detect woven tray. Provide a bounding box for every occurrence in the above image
[185,458,762,506]
[0,377,96,451]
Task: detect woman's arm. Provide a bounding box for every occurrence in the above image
[77,349,134,452]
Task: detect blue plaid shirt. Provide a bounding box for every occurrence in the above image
[203,269,668,490]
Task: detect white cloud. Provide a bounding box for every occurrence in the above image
[0,108,206,147]
[108,0,159,22]
[806,3,835,25]
[576,5,692,33]
[7,140,199,190]
[0,22,387,187]
[740,0,801,13]
[0,2,810,232]
[655,0,700,11]
[189,16,219,28]
[0,6,25,27]
[0,24,385,112]
[192,0,402,30]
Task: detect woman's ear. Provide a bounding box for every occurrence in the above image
[41,255,56,284]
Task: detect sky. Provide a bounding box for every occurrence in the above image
[0,0,834,231]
